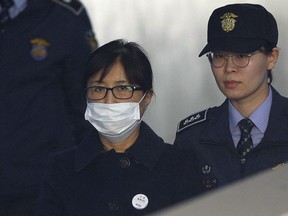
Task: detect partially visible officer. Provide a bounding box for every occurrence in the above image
[35,39,202,216]
[174,3,288,191]
[0,0,97,215]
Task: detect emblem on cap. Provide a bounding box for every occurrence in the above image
[220,12,238,32]
[30,38,50,61]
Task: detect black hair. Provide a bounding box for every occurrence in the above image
[84,39,153,93]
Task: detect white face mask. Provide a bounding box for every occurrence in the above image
[84,94,146,143]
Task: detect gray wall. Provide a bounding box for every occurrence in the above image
[82,0,288,143]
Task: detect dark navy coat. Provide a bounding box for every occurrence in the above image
[0,0,96,215]
[35,122,202,216]
[174,87,288,190]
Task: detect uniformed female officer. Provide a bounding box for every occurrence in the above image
[175,3,288,190]
[35,39,202,215]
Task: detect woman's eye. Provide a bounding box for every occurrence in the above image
[117,86,132,91]
[94,87,105,92]
[238,53,248,58]
[214,53,224,58]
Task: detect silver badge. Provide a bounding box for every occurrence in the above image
[202,165,211,174]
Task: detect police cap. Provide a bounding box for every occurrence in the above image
[199,3,278,57]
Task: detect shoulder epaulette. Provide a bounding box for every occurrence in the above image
[52,0,84,15]
[177,108,209,133]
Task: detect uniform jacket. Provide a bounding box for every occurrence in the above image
[174,86,288,190]
[0,0,96,214]
[35,122,202,216]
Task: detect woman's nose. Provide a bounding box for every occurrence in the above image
[224,56,237,73]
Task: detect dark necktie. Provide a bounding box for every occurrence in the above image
[237,118,254,157]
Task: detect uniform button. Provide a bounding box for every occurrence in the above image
[120,157,130,168]
[108,201,119,211]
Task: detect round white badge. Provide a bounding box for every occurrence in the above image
[132,194,149,210]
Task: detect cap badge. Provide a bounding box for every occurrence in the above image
[30,38,50,61]
[220,12,238,32]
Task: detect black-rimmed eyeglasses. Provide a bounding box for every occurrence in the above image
[86,85,143,100]
[207,51,260,68]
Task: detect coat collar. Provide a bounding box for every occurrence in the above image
[7,0,53,32]
[260,86,288,146]
[74,129,104,172]
[126,122,165,171]
[74,122,165,172]
[200,99,236,151]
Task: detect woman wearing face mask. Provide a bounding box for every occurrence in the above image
[35,39,202,216]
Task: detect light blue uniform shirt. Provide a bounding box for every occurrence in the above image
[229,86,272,148]
[0,0,27,19]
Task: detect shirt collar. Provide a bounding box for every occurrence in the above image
[8,0,27,19]
[75,122,165,172]
[229,86,272,133]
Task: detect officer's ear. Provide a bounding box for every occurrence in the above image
[267,47,279,70]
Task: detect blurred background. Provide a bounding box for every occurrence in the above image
[81,0,288,143]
